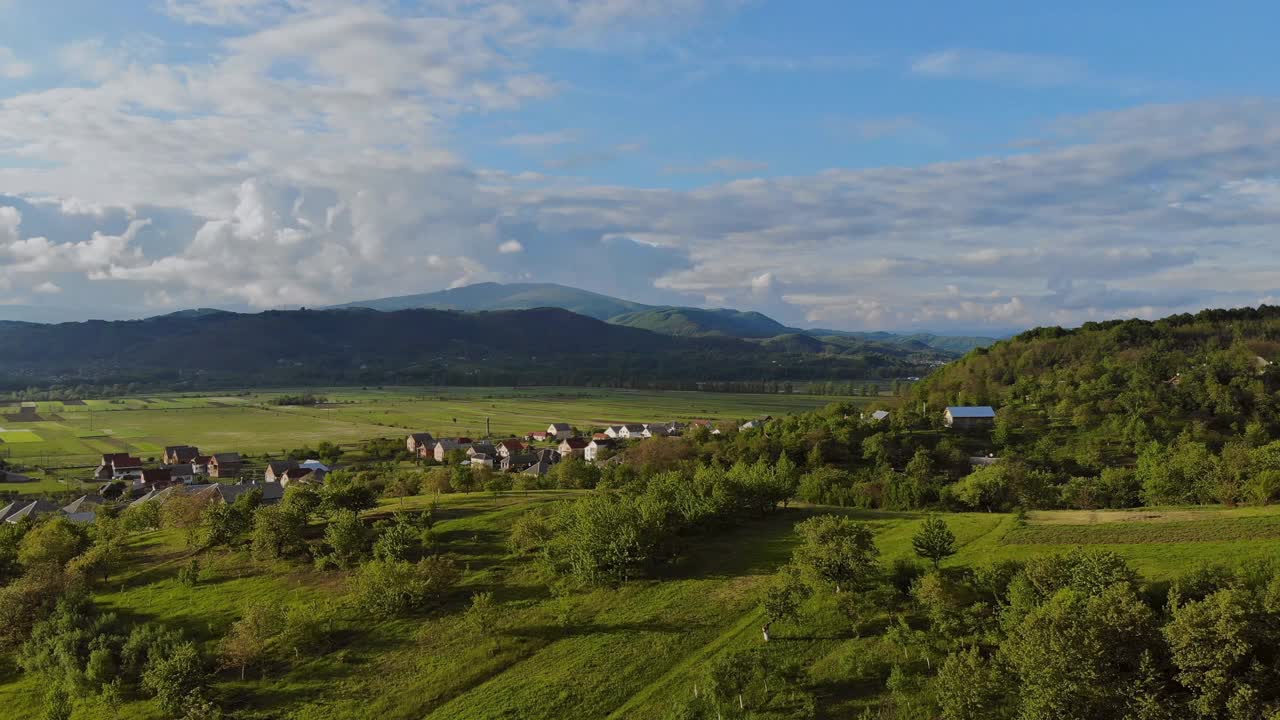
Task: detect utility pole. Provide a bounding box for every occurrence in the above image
[486,417,491,439]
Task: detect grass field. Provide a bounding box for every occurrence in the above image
[0,387,848,474]
[2,496,1275,718]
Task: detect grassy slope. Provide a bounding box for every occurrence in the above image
[6,497,1276,718]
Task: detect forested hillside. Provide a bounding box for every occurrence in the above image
[908,305,1280,506]
[0,307,945,392]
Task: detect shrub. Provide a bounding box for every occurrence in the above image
[348,556,460,618]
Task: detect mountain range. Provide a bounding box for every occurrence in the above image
[330,282,996,352]
[0,306,949,391]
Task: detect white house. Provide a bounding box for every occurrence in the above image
[547,423,574,440]
[617,424,646,439]
[603,425,625,439]
[585,439,616,462]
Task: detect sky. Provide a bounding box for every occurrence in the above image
[1,1,1279,332]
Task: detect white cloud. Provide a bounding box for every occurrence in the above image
[0,4,1277,331]
[0,46,32,79]
[911,49,1089,88]
[33,281,60,294]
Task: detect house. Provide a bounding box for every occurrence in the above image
[494,439,527,458]
[585,439,616,462]
[558,437,589,458]
[739,419,765,431]
[265,460,299,482]
[163,445,199,464]
[112,456,144,480]
[969,456,1002,468]
[192,456,212,476]
[944,406,996,429]
[164,464,196,484]
[592,432,611,441]
[5,500,60,524]
[547,423,574,440]
[207,481,286,505]
[468,442,497,459]
[406,432,435,457]
[523,456,556,477]
[603,425,625,439]
[869,410,890,422]
[61,496,99,523]
[617,424,646,440]
[280,467,319,487]
[501,452,538,473]
[299,459,330,474]
[95,453,134,480]
[140,468,173,488]
[61,495,99,514]
[0,502,18,523]
[469,453,494,470]
[527,430,551,443]
[434,438,474,463]
[208,452,243,479]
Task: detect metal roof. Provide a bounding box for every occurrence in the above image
[946,406,996,418]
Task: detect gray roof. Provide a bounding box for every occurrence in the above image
[548,423,572,431]
[61,495,100,514]
[0,502,18,522]
[64,511,96,525]
[946,406,996,418]
[870,410,890,421]
[6,500,60,523]
[211,452,242,463]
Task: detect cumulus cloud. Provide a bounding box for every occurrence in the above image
[0,5,1278,330]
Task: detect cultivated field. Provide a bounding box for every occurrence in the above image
[0,496,1273,718]
[0,387,847,484]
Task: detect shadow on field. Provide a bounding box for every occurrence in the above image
[505,620,688,642]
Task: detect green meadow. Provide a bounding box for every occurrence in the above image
[2,495,1275,719]
[0,387,843,473]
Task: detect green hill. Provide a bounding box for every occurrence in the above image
[608,307,790,338]
[329,282,651,320]
[0,307,939,391]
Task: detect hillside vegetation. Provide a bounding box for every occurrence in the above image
[0,307,945,392]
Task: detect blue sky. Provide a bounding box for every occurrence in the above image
[1,0,1279,332]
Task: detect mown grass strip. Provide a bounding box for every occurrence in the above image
[1004,514,1280,545]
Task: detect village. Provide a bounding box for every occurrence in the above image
[0,407,998,527]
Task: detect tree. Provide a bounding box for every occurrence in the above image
[142,641,210,716]
[349,556,460,618]
[18,517,85,571]
[912,516,957,569]
[324,510,371,569]
[162,493,213,547]
[790,515,879,593]
[937,647,1009,720]
[250,505,309,561]
[1164,587,1278,719]
[320,481,378,516]
[760,565,811,642]
[1002,584,1159,720]
[218,604,281,680]
[372,518,422,563]
[463,591,500,647]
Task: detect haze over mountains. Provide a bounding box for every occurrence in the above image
[330,282,998,353]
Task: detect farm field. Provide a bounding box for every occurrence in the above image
[0,387,848,472]
[1,496,1275,718]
